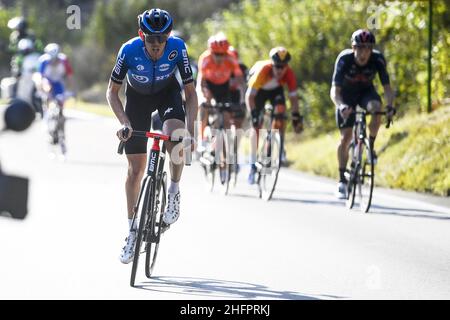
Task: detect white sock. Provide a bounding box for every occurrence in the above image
[128,218,137,232]
[168,180,179,194]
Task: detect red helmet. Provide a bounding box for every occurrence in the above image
[208,33,229,54]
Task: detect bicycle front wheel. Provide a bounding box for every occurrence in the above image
[258,130,281,201]
[346,142,357,210]
[130,177,152,287]
[358,139,374,213]
[145,172,167,278]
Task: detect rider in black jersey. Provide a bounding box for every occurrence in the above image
[330,29,396,199]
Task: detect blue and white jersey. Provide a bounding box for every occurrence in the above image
[110,36,194,95]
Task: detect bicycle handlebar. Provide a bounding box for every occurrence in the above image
[352,110,393,129]
[117,129,191,165]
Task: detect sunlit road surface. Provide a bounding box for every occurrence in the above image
[1,110,449,300]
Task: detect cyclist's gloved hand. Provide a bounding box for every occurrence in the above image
[117,123,132,141]
[386,105,396,118]
[291,112,303,134]
[251,109,260,128]
[339,104,352,119]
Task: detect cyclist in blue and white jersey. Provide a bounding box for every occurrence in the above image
[106,8,198,264]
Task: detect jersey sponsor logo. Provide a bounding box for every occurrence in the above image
[131,74,149,83]
[159,63,170,72]
[155,69,175,81]
[168,50,178,61]
[114,53,125,75]
[182,49,191,75]
[164,107,173,116]
[136,64,145,71]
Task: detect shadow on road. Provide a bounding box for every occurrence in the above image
[271,196,345,207]
[270,196,450,221]
[368,204,450,220]
[230,191,450,221]
[136,276,343,300]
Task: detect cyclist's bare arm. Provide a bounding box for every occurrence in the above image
[106,79,132,140]
[288,92,300,114]
[245,87,257,111]
[383,84,394,107]
[183,81,198,139]
[330,85,345,107]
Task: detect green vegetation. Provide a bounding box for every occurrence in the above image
[285,105,450,196]
[189,0,449,134]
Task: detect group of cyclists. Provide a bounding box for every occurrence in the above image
[5,16,74,147]
[2,7,398,267]
[2,7,397,269]
[104,8,395,264]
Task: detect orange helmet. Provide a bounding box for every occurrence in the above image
[208,33,230,54]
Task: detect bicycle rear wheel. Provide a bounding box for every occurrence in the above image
[58,114,66,156]
[144,172,167,278]
[358,139,374,213]
[346,143,357,209]
[200,128,215,192]
[130,177,152,287]
[231,133,238,187]
[217,130,231,195]
[257,130,281,201]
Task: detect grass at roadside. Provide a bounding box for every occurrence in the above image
[285,105,450,196]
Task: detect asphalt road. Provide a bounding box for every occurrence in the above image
[0,110,449,299]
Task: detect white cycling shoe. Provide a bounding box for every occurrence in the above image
[119,230,137,264]
[163,191,180,225]
[336,181,347,200]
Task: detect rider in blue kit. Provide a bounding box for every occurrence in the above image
[106,9,198,264]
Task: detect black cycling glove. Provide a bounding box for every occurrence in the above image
[291,112,304,132]
[386,105,396,116]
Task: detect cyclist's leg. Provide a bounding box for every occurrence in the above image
[124,86,155,221]
[269,88,287,162]
[248,90,267,184]
[360,86,382,152]
[158,85,185,224]
[120,87,154,263]
[336,90,356,187]
[229,89,246,168]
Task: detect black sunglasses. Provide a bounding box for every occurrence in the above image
[353,44,373,49]
[145,34,168,44]
[274,64,287,69]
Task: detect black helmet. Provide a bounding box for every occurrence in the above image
[138,8,173,35]
[351,29,376,46]
[4,99,35,132]
[269,47,291,64]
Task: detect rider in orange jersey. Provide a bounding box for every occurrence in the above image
[196,33,245,150]
[246,47,303,184]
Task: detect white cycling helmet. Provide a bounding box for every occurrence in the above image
[17,38,34,53]
[44,43,60,59]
